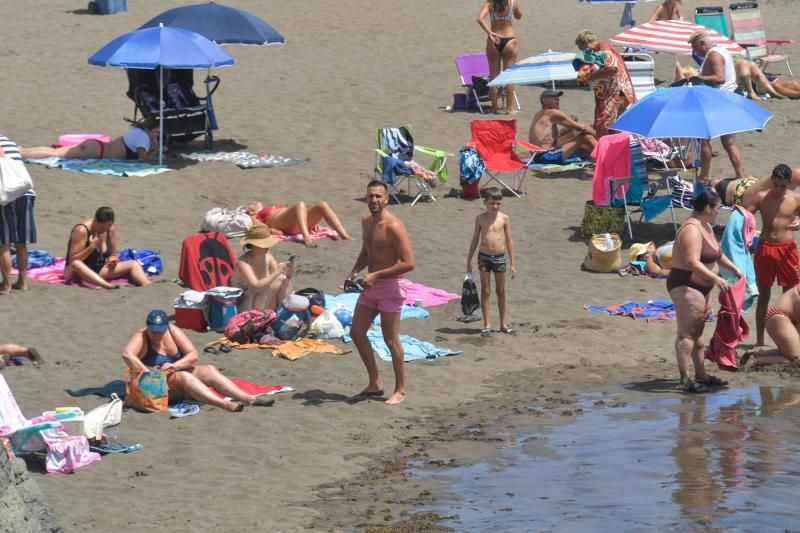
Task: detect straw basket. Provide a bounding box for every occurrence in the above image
[43,409,85,437]
[584,234,623,273]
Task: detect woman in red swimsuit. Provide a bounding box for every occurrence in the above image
[668,190,742,392]
[246,201,352,248]
[740,285,800,369]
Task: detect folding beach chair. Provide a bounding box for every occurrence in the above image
[469,120,541,198]
[0,374,100,473]
[622,52,656,101]
[729,2,794,76]
[455,54,521,114]
[695,6,730,38]
[374,125,451,205]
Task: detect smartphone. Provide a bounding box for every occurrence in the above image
[287,253,299,264]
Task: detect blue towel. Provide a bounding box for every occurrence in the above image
[720,208,758,311]
[65,380,126,399]
[381,155,412,185]
[27,157,169,177]
[585,299,677,320]
[12,249,56,269]
[342,327,462,362]
[118,248,163,275]
[324,292,429,323]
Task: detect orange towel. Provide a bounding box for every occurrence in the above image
[271,339,345,361]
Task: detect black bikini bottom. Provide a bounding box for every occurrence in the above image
[494,37,515,53]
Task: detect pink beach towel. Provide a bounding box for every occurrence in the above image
[403,281,460,308]
[11,258,132,288]
[277,227,339,242]
[210,379,293,399]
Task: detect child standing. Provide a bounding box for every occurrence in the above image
[466,188,516,336]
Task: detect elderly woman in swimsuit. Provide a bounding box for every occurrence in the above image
[123,309,274,412]
[20,118,160,162]
[667,190,743,393]
[231,224,293,312]
[477,0,522,115]
[740,284,800,369]
[246,200,352,248]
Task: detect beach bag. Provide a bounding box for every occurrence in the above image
[83,393,123,443]
[309,310,345,339]
[584,233,623,273]
[0,156,34,206]
[224,309,277,344]
[580,200,625,238]
[124,368,170,413]
[459,146,485,186]
[461,273,480,316]
[294,287,326,310]
[471,76,490,100]
[118,248,163,275]
[200,207,253,239]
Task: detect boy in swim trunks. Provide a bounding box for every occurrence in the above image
[347,181,415,405]
[747,164,800,345]
[467,187,516,337]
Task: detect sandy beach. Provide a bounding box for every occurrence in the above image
[2,0,800,530]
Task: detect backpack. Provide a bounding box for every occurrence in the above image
[224,309,277,344]
[179,232,236,291]
[459,145,485,186]
[294,288,326,310]
[200,207,253,239]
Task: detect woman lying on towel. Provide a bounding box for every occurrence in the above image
[0,343,44,368]
[246,200,353,247]
[20,118,160,162]
[122,310,274,412]
[232,224,293,312]
[734,59,800,101]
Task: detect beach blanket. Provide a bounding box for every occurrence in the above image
[26,157,171,177]
[177,151,310,169]
[207,337,346,361]
[66,378,292,400]
[324,292,429,323]
[11,257,157,287]
[342,327,462,362]
[584,299,677,321]
[402,282,460,308]
[277,227,339,243]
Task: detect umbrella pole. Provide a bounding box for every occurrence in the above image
[159,65,164,166]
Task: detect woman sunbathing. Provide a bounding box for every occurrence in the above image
[122,309,274,412]
[231,224,293,311]
[735,59,800,100]
[246,200,353,247]
[629,241,672,277]
[0,343,44,368]
[20,118,160,161]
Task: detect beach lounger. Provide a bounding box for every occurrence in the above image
[729,2,794,76]
[469,119,541,198]
[695,6,730,38]
[622,52,656,101]
[374,125,451,205]
[0,374,100,473]
[455,53,521,114]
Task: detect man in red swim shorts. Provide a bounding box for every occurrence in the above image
[347,181,415,405]
[748,164,800,345]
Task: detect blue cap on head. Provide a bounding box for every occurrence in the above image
[146,309,169,333]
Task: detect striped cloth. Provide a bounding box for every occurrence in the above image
[611,20,745,56]
[0,134,34,197]
[0,134,37,245]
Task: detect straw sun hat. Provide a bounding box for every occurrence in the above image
[240,223,279,249]
[629,242,654,261]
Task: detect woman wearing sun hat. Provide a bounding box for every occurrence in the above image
[122,309,274,412]
[231,223,293,312]
[629,241,672,278]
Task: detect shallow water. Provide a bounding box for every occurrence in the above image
[414,387,800,532]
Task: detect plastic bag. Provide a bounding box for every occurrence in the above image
[309,310,345,339]
[461,273,480,316]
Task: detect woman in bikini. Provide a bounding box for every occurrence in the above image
[667,190,743,392]
[735,58,800,100]
[246,200,352,248]
[740,284,800,369]
[231,223,293,312]
[123,310,275,412]
[20,118,160,161]
[649,0,683,23]
[477,0,521,115]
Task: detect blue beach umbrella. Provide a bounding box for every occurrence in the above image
[139,1,285,46]
[488,50,577,89]
[611,85,772,139]
[88,25,234,164]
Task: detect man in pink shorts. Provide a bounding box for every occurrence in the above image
[347,181,415,405]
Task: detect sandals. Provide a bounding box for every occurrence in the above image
[203,345,232,355]
[679,379,709,394]
[500,326,516,336]
[480,328,492,337]
[91,442,143,454]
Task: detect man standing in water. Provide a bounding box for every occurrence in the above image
[747,164,800,345]
[347,181,415,405]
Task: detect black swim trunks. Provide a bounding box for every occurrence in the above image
[478,252,507,273]
[532,148,564,165]
[714,177,736,205]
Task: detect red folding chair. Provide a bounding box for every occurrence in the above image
[469,119,542,198]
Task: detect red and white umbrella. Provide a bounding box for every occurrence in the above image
[611,20,745,56]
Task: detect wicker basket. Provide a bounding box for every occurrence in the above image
[43,409,85,437]
[584,233,623,273]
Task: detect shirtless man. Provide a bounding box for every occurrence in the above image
[528,90,597,164]
[347,181,415,405]
[747,164,800,345]
[710,166,800,208]
[64,206,151,289]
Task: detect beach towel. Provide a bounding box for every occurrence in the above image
[403,281,460,308]
[210,380,294,398]
[720,206,758,311]
[11,257,156,287]
[66,378,292,400]
[277,227,339,243]
[324,292,429,323]
[592,133,631,206]
[342,327,462,362]
[117,248,163,275]
[26,157,171,177]
[12,249,55,269]
[270,339,345,361]
[584,299,677,321]
[177,151,310,169]
[706,277,748,372]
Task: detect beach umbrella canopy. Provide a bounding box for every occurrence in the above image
[611,85,772,139]
[139,1,284,46]
[611,20,745,56]
[488,50,577,88]
[88,25,234,164]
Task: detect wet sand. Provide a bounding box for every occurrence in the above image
[1,0,799,530]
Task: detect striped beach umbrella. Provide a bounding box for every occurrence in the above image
[611,20,745,55]
[488,50,576,89]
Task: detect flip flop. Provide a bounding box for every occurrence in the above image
[91,441,141,454]
[481,328,492,337]
[679,380,709,394]
[219,345,232,354]
[358,389,385,397]
[203,346,218,355]
[500,326,516,336]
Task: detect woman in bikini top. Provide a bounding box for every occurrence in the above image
[477,0,521,115]
[649,0,683,23]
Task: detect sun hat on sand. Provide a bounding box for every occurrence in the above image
[240,223,279,249]
[629,242,654,261]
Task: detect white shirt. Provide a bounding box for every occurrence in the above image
[122,127,151,153]
[0,134,35,197]
[701,45,737,93]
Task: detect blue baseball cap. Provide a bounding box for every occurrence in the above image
[146,309,169,333]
